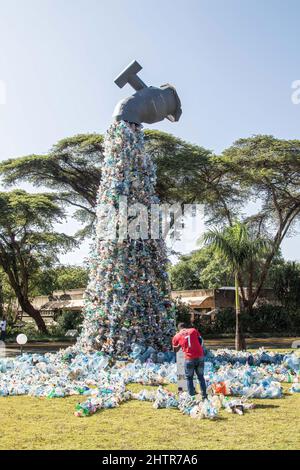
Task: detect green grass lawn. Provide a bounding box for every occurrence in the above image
[0,381,299,450]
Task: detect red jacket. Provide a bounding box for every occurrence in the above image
[172,328,204,360]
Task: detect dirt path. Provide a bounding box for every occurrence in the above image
[2,337,299,357]
[205,337,299,349]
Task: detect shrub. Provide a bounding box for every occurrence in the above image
[212,308,236,334]
[242,304,299,334]
[189,305,300,336]
[56,310,83,335]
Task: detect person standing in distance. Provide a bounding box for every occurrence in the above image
[0,317,7,342]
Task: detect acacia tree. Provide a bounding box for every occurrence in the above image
[269,261,300,309]
[0,190,76,332]
[0,134,104,239]
[220,135,300,312]
[202,223,268,350]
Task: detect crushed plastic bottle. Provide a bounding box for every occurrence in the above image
[290,383,300,393]
[153,386,178,409]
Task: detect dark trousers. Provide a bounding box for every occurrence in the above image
[0,331,6,342]
[184,357,207,399]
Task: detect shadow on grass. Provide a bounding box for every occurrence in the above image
[254,404,280,409]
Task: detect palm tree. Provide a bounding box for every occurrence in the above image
[201,222,268,350]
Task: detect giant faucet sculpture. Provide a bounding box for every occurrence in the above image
[78,61,182,357]
[113,60,182,125]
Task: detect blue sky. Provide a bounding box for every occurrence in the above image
[0,0,299,263]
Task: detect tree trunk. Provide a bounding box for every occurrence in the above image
[235,272,246,351]
[18,297,48,334]
[4,267,48,334]
[0,280,3,318]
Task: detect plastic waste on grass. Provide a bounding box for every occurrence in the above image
[0,349,299,419]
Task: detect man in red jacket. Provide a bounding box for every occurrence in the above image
[172,322,207,399]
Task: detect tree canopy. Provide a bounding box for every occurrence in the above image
[222,135,300,233]
[169,246,234,290]
[33,265,89,296]
[0,190,76,331]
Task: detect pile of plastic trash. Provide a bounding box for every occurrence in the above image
[0,348,299,419]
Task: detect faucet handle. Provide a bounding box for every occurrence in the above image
[114,60,147,91]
